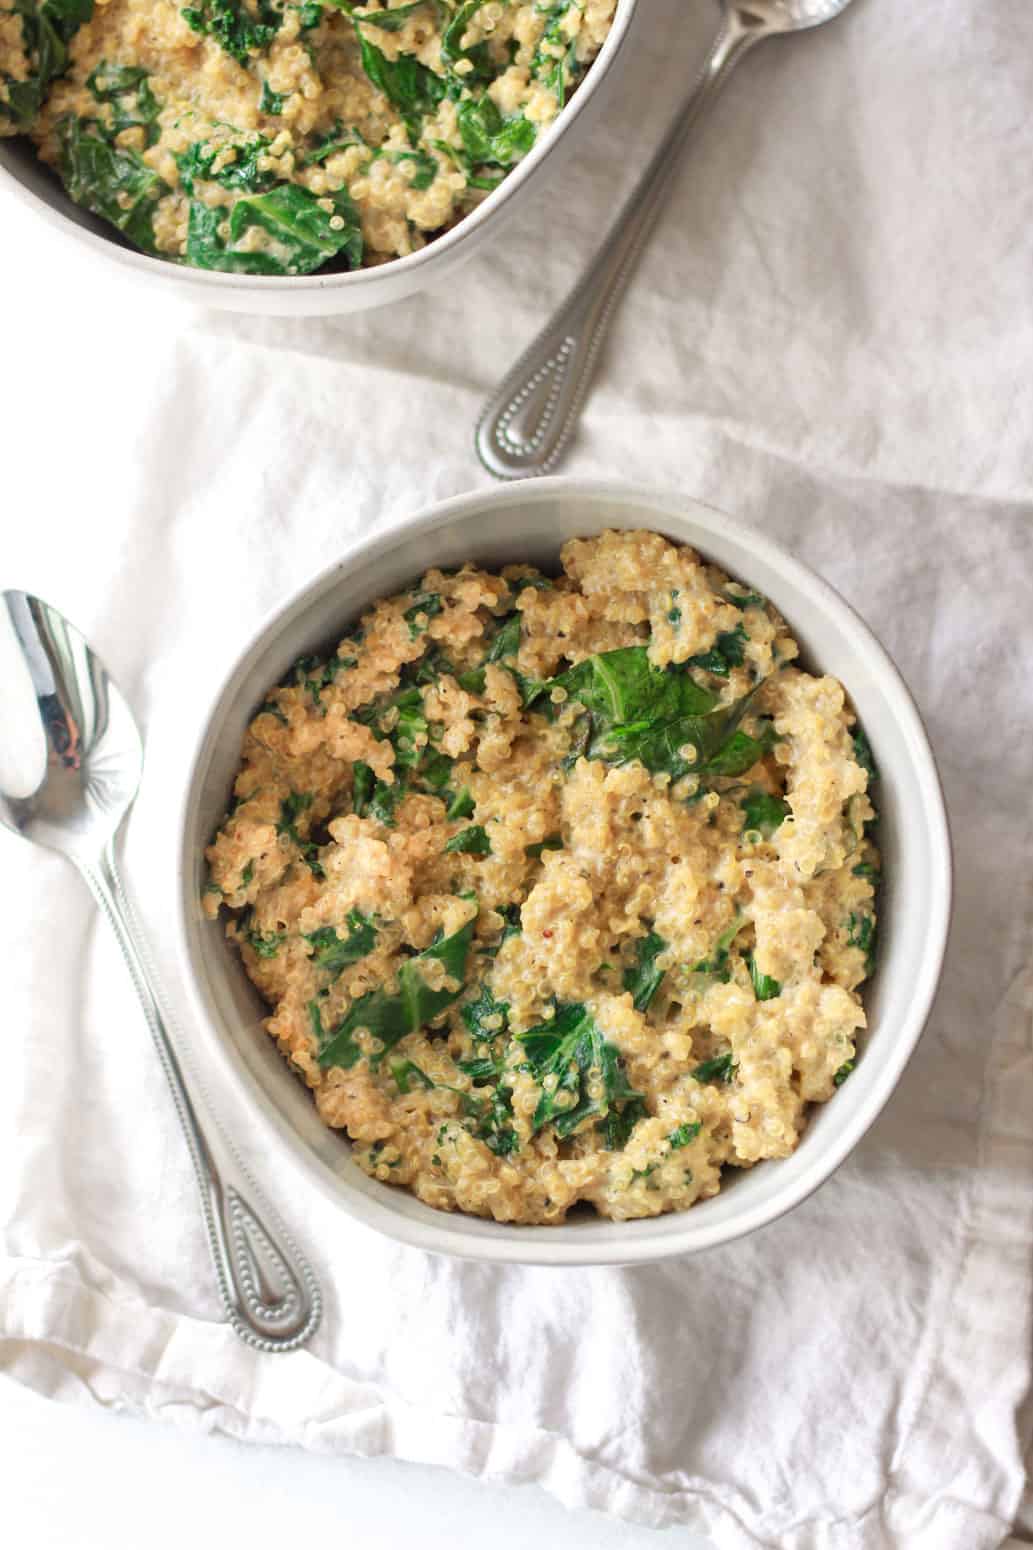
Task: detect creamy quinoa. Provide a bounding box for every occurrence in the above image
[1,0,616,274]
[204,531,880,1225]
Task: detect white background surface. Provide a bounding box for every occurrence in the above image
[2,0,1031,1546]
[0,1374,711,1550]
[3,1382,1028,1550]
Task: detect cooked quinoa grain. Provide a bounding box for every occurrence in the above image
[1,0,616,274]
[204,530,880,1224]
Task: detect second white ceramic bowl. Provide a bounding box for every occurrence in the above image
[0,1,639,316]
[174,480,952,1265]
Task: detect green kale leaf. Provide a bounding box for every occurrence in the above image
[852,727,878,784]
[517,1002,642,1141]
[180,0,279,63]
[404,591,443,638]
[243,917,286,958]
[2,0,93,131]
[304,909,377,976]
[668,1120,703,1148]
[688,624,749,678]
[276,790,325,877]
[185,182,363,275]
[460,982,510,1041]
[444,824,492,855]
[623,930,666,1012]
[446,787,475,820]
[740,788,790,839]
[58,115,168,252]
[326,0,434,29]
[316,912,475,1069]
[85,60,161,145]
[847,911,877,976]
[353,23,445,136]
[389,1057,435,1093]
[747,952,781,1002]
[456,95,535,167]
[546,646,776,785]
[692,1051,736,1084]
[351,759,374,816]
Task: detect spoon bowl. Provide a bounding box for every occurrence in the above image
[762,0,856,30]
[1,594,141,858]
[0,591,321,1352]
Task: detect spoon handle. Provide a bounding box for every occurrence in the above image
[475,13,763,480]
[81,844,322,1353]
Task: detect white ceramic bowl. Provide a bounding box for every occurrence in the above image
[175,480,952,1265]
[0,1,639,317]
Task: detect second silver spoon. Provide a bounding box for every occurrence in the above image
[475,0,856,480]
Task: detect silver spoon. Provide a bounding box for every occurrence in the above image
[0,592,321,1353]
[476,0,857,479]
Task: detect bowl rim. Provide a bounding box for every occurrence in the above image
[0,0,639,297]
[172,477,953,1266]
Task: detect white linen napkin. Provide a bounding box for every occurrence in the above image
[1,2,1031,1546]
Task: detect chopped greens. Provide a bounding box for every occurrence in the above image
[543,647,778,784]
[834,1060,855,1087]
[852,728,878,784]
[456,95,535,167]
[243,918,285,958]
[445,787,475,820]
[517,1003,643,1142]
[276,790,325,877]
[181,0,279,63]
[441,0,494,79]
[185,182,363,276]
[724,587,765,610]
[486,612,521,663]
[286,651,354,710]
[176,134,272,196]
[304,910,377,975]
[353,23,446,138]
[740,788,790,839]
[668,1121,703,1148]
[330,1,436,32]
[350,684,453,816]
[316,912,475,1069]
[258,79,287,114]
[390,1057,435,1094]
[847,911,877,976]
[693,915,747,980]
[461,982,510,1040]
[688,624,749,678]
[368,777,407,826]
[623,931,666,1012]
[1,0,93,132]
[748,953,781,1002]
[525,834,562,859]
[692,1052,736,1084]
[58,115,168,252]
[351,760,375,816]
[404,591,443,638]
[386,1039,518,1157]
[85,60,161,145]
[444,824,492,855]
[530,0,584,107]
